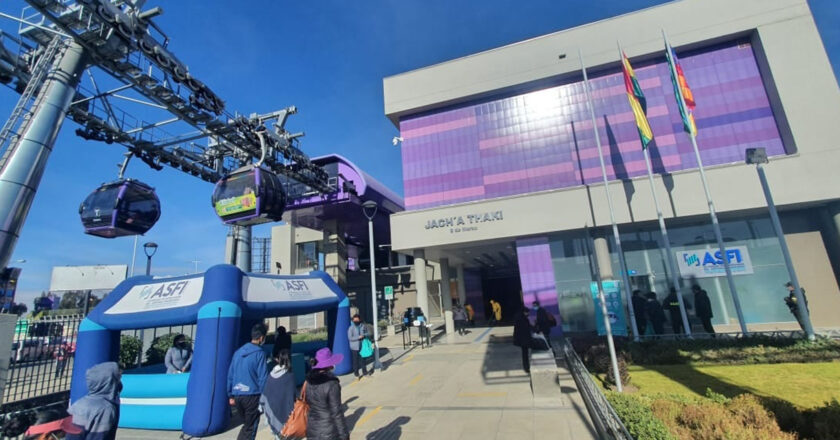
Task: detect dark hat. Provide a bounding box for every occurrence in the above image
[785,281,793,287]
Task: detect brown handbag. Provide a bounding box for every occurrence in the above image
[280,381,309,439]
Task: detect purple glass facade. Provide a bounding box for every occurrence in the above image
[399,41,785,210]
[516,237,562,336]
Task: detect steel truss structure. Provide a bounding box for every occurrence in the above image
[0,0,337,270]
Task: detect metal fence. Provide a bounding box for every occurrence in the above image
[3,314,82,409]
[560,339,633,440]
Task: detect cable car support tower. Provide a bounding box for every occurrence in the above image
[0,0,337,272]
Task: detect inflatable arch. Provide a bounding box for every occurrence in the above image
[70,264,351,436]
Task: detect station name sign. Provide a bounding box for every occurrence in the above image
[424,210,504,234]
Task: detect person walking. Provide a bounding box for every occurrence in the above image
[305,348,350,440]
[271,326,292,361]
[347,314,370,377]
[453,301,468,335]
[66,362,122,440]
[54,340,71,378]
[227,323,269,440]
[165,334,193,374]
[533,301,556,342]
[663,288,690,334]
[513,306,535,373]
[491,299,502,325]
[464,303,475,326]
[631,290,647,336]
[783,281,809,332]
[692,285,715,335]
[260,349,295,439]
[645,292,666,336]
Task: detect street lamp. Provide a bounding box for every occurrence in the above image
[746,148,814,340]
[138,242,158,367]
[143,242,158,276]
[361,200,382,370]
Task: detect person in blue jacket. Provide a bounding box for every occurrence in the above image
[66,362,122,440]
[228,323,269,440]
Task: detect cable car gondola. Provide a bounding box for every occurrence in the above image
[79,179,161,238]
[211,165,287,226]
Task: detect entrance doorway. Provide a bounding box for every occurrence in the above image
[482,272,521,324]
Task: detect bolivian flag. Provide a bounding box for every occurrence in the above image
[621,53,654,149]
[665,43,698,136]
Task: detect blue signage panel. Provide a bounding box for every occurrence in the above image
[590,280,627,336]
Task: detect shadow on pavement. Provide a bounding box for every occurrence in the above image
[365,416,411,440]
[345,406,367,431]
[480,334,529,385]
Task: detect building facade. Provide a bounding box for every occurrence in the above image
[384,0,840,334]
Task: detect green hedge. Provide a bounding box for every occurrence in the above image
[607,392,675,440]
[119,335,142,370]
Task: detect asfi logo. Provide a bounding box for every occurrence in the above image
[683,253,701,267]
[139,285,154,300]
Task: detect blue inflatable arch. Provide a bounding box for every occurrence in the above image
[70,264,351,437]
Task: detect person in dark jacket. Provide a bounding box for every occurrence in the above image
[305,347,349,440]
[165,334,193,374]
[66,362,121,440]
[663,288,689,334]
[513,306,536,373]
[271,326,292,361]
[631,290,647,336]
[347,314,370,377]
[532,301,556,341]
[260,349,295,439]
[645,292,666,336]
[227,323,268,440]
[692,285,715,335]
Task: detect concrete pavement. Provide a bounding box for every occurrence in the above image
[118,325,596,440]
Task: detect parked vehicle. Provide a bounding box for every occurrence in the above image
[11,338,50,362]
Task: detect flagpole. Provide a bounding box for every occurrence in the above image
[618,41,691,336]
[585,224,623,391]
[579,49,640,342]
[662,30,748,335]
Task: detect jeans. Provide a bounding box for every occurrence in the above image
[351,349,368,376]
[520,346,530,373]
[699,316,715,334]
[234,394,261,440]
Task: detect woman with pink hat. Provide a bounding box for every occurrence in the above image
[305,347,349,440]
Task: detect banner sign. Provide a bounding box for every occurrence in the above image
[243,276,336,303]
[215,193,256,216]
[590,280,627,336]
[106,278,204,314]
[675,246,753,278]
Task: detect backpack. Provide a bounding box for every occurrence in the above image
[360,338,373,358]
[280,382,309,439]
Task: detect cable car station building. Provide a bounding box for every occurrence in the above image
[381,0,840,334]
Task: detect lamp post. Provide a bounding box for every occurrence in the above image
[138,242,158,367]
[361,200,382,370]
[143,242,158,276]
[746,148,814,340]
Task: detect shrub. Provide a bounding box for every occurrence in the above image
[607,392,676,440]
[145,333,191,365]
[810,399,840,440]
[119,335,142,370]
[583,344,631,387]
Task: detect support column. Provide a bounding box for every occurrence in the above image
[516,238,563,336]
[440,258,455,341]
[413,249,429,317]
[235,225,251,272]
[0,41,87,270]
[594,237,614,280]
[456,264,467,306]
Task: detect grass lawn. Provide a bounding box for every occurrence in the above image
[628,362,840,409]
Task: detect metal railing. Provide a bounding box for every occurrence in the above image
[561,339,633,440]
[2,314,82,411]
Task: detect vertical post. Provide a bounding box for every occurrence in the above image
[130,235,139,276]
[663,30,747,334]
[579,49,639,341]
[642,149,691,335]
[367,219,381,369]
[225,226,237,265]
[439,258,454,342]
[585,227,623,391]
[0,41,87,270]
[236,225,251,273]
[755,163,814,340]
[413,250,429,317]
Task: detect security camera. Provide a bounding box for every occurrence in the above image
[392,136,403,146]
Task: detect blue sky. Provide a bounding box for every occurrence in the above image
[0,0,838,306]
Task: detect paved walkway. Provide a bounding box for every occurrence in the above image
[118,325,596,440]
